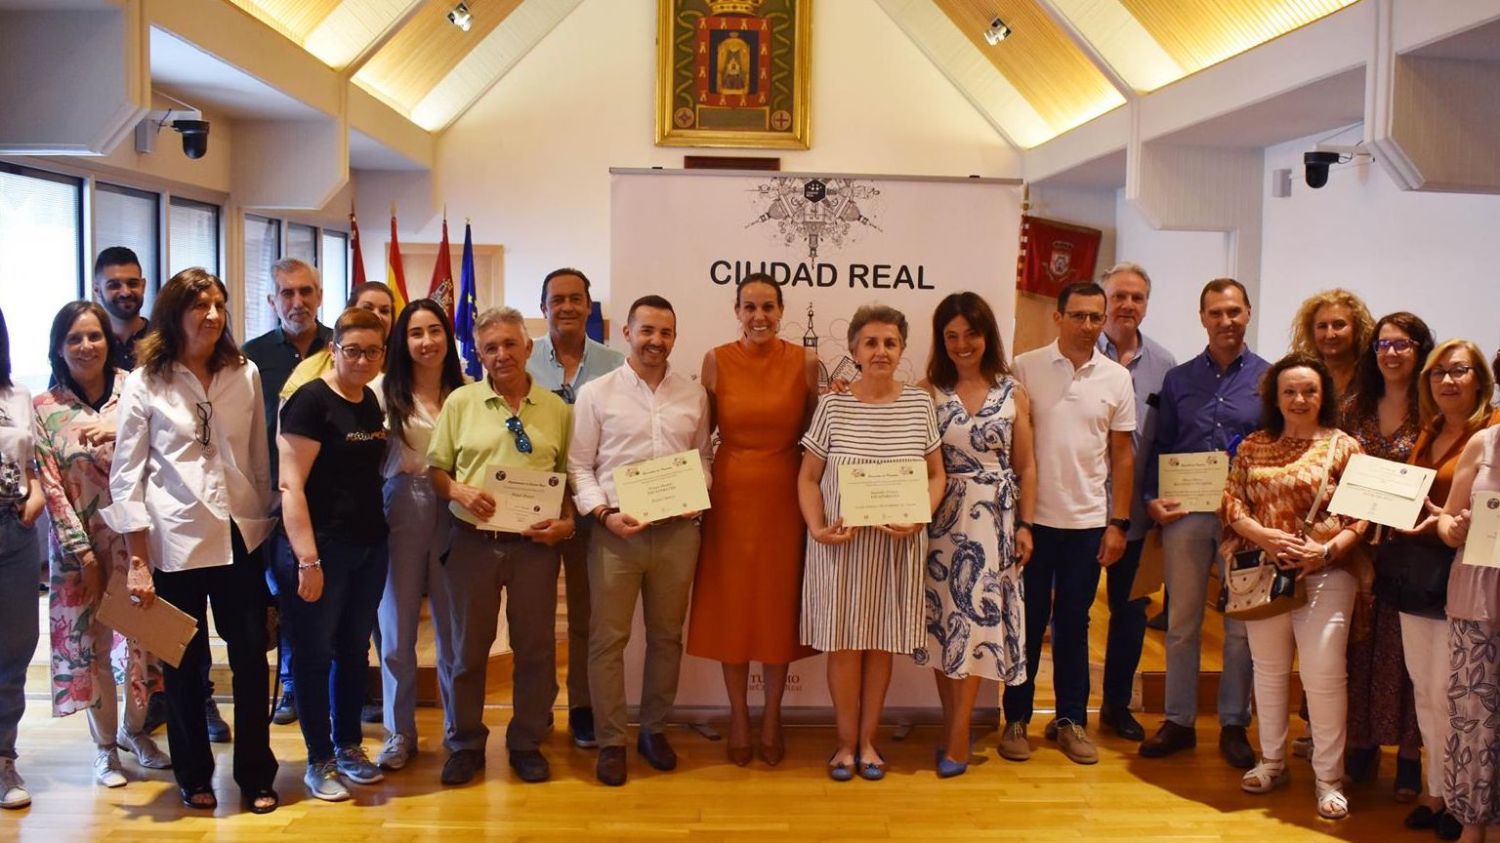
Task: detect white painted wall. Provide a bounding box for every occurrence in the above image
[1257,129,1500,358]
[359,0,1018,314]
[1113,189,1232,363]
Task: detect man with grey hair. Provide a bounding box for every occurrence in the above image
[1094,262,1177,743]
[427,306,576,786]
[243,256,331,728]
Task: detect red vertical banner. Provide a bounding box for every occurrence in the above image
[427,215,454,320]
[1016,215,1103,298]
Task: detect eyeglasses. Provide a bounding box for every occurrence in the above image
[552,383,576,404]
[1374,338,1417,353]
[1428,365,1475,382]
[506,415,533,454]
[1063,311,1106,326]
[195,401,215,456]
[335,342,385,362]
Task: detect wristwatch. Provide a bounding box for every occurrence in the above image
[1107,517,1131,532]
[1016,519,1033,532]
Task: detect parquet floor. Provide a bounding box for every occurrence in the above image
[0,591,1423,841]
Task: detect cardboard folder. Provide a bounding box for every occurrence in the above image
[1129,529,1167,602]
[97,587,200,669]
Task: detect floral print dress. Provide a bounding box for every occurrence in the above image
[34,376,161,716]
[914,379,1026,683]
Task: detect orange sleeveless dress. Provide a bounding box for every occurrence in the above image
[686,339,816,664]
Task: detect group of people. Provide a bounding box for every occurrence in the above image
[1,252,1498,839]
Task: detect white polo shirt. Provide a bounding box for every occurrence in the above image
[1013,340,1136,530]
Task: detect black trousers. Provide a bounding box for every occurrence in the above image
[151,526,278,792]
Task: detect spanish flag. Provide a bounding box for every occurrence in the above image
[386,208,409,312]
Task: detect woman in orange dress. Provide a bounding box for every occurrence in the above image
[686,273,818,767]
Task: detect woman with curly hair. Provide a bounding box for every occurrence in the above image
[1289,289,1376,399]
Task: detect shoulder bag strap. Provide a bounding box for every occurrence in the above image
[1301,431,1343,533]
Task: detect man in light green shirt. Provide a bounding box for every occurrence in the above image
[426,306,574,787]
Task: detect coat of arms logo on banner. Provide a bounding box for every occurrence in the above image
[747,177,882,259]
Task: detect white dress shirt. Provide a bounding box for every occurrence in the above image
[568,361,711,515]
[1013,340,1136,530]
[104,362,277,572]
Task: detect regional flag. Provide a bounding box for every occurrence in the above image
[387,210,410,313]
[350,208,367,287]
[428,216,455,321]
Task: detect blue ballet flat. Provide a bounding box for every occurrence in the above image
[936,756,968,778]
[827,753,854,782]
[857,754,887,781]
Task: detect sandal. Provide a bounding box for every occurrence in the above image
[1316,779,1349,820]
[1240,760,1289,794]
[179,785,217,810]
[241,787,279,814]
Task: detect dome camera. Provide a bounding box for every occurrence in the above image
[171,119,211,160]
[1303,151,1339,189]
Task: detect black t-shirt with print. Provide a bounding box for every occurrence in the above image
[279,378,388,543]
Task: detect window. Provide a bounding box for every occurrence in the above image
[168,197,220,278]
[320,230,349,321]
[286,223,317,267]
[94,182,161,308]
[0,164,83,391]
[243,214,281,340]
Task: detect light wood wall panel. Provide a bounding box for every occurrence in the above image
[1119,0,1358,74]
[225,0,343,41]
[354,0,524,113]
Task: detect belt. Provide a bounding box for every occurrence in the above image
[455,519,528,542]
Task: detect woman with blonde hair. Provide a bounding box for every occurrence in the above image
[1290,289,1376,398]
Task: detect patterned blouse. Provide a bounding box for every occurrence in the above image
[1220,430,1365,564]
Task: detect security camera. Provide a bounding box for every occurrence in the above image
[172,119,210,159]
[1303,144,1370,189]
[134,95,210,159]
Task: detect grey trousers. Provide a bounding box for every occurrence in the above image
[587,520,700,748]
[437,525,559,753]
[559,518,593,708]
[378,474,454,741]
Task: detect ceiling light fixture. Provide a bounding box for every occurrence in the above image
[983,16,1012,46]
[448,2,472,32]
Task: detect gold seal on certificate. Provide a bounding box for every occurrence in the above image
[836,460,931,527]
[481,465,566,532]
[1462,492,1500,569]
[1158,451,1229,512]
[1327,453,1437,529]
[613,450,711,522]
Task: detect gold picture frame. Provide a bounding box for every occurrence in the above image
[655,0,812,150]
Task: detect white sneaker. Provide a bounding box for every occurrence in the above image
[0,758,31,809]
[95,748,128,788]
[376,734,416,771]
[117,729,172,769]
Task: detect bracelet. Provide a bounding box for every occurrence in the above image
[596,507,619,523]
[297,560,322,570]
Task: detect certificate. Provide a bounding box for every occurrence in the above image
[1463,492,1500,568]
[1158,451,1229,512]
[836,460,931,528]
[613,450,710,522]
[1327,453,1437,529]
[480,465,566,532]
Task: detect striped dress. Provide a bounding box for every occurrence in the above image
[800,386,940,653]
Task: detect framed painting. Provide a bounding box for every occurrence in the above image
[655,0,812,150]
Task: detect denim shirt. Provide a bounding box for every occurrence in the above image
[527,334,624,404]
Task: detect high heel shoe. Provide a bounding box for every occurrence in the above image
[727,744,753,767]
[758,732,785,767]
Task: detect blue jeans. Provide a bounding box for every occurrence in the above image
[1102,537,1149,712]
[274,533,388,761]
[1003,525,1104,726]
[1161,512,1252,728]
[0,509,39,758]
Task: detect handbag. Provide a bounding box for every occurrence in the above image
[1222,433,1343,621]
[1372,533,1453,619]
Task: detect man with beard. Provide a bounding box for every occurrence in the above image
[93,247,150,370]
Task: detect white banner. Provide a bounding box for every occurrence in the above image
[609,168,1022,717]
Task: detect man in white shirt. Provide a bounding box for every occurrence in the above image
[1001,281,1136,767]
[567,295,710,787]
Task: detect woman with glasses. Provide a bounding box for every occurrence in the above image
[1221,354,1364,820]
[686,274,818,767]
[1338,313,1433,798]
[374,300,466,771]
[0,307,45,810]
[105,269,279,813]
[1436,352,1500,843]
[1397,340,1498,839]
[275,307,391,802]
[34,302,169,790]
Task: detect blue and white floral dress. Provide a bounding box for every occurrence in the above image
[913,379,1026,683]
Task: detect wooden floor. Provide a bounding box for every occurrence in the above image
[2,590,1416,841]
